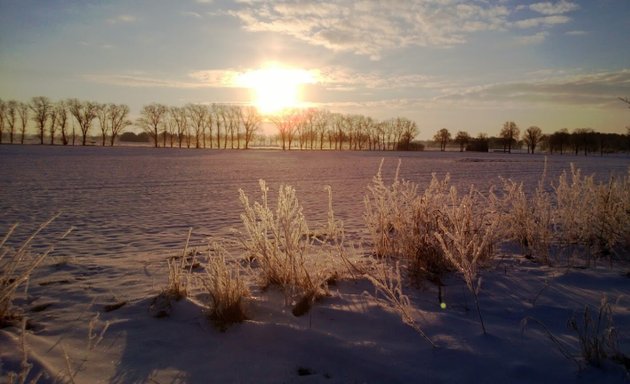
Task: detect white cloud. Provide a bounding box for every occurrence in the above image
[513,15,571,29]
[516,31,548,45]
[565,30,588,36]
[181,11,203,19]
[437,69,630,108]
[530,1,579,15]
[107,14,137,24]
[228,0,580,59]
[229,1,512,59]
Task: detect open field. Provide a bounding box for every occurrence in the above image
[1,145,629,383]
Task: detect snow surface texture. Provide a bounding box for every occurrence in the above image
[1,146,629,383]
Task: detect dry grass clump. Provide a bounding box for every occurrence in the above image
[239,180,335,314]
[523,297,629,372]
[1,216,63,327]
[150,229,197,318]
[200,243,249,330]
[568,297,628,370]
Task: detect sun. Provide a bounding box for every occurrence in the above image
[237,64,316,115]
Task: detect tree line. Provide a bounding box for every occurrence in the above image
[1,96,628,154]
[0,97,421,151]
[430,121,630,155]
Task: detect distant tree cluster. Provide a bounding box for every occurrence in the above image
[431,121,630,155]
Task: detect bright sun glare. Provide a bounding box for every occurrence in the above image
[237,64,316,115]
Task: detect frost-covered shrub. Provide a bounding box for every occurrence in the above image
[364,161,453,279]
[239,180,332,311]
[434,187,500,334]
[500,175,554,264]
[500,164,630,264]
[554,165,630,261]
[200,243,249,329]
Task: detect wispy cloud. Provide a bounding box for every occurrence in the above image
[436,69,630,108]
[513,15,571,29]
[229,1,512,59]
[529,1,580,16]
[565,30,588,36]
[83,73,207,89]
[228,0,580,59]
[107,14,137,24]
[181,11,203,19]
[516,31,548,45]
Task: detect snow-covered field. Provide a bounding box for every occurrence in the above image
[1,145,629,383]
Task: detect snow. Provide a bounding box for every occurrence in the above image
[1,145,629,383]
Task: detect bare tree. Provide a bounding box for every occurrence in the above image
[137,103,168,148]
[571,128,596,156]
[213,104,224,148]
[203,105,213,149]
[170,106,188,148]
[500,121,520,153]
[433,128,451,151]
[67,98,98,146]
[30,96,52,145]
[311,109,330,150]
[48,104,58,145]
[108,104,131,146]
[5,100,18,144]
[95,103,109,146]
[0,99,5,144]
[17,102,29,144]
[240,106,261,149]
[396,117,418,150]
[270,108,302,150]
[187,103,207,149]
[548,128,570,154]
[523,126,543,154]
[619,97,630,107]
[226,105,240,149]
[454,131,470,152]
[55,101,70,145]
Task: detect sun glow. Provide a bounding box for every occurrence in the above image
[237,64,317,115]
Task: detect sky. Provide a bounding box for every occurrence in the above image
[0,0,629,139]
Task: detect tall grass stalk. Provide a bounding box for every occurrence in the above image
[1,215,62,325]
[365,260,436,347]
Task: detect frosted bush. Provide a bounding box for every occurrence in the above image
[434,187,500,334]
[500,175,554,264]
[364,161,453,279]
[500,163,630,265]
[554,165,630,262]
[239,180,333,311]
